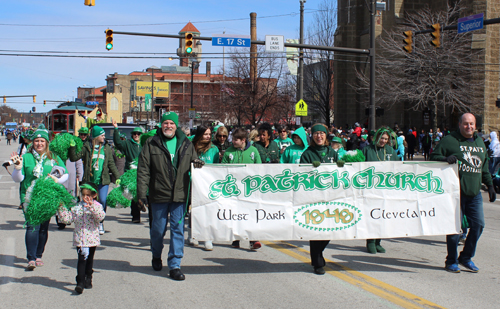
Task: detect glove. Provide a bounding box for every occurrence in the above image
[444,155,457,164]
[192,159,205,169]
[488,185,496,202]
[337,160,345,168]
[12,156,22,170]
[115,179,121,185]
[70,139,76,147]
[312,161,321,168]
[138,198,148,212]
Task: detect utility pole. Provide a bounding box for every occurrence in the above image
[298,0,306,127]
[369,0,376,131]
[151,69,154,129]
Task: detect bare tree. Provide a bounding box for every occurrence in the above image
[303,0,336,127]
[272,73,297,125]
[223,46,285,125]
[353,1,482,130]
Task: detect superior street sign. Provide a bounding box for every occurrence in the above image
[212,34,251,47]
[458,13,484,34]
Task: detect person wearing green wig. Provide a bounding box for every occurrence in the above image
[10,124,68,270]
[300,123,338,275]
[362,126,398,254]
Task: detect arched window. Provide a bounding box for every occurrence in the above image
[110,97,119,111]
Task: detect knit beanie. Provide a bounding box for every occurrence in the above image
[92,125,105,138]
[160,112,179,127]
[34,124,49,141]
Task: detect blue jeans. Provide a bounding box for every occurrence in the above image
[25,219,50,262]
[446,192,484,265]
[489,156,500,175]
[150,202,185,270]
[98,184,109,213]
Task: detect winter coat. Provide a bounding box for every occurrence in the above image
[137,128,198,204]
[280,127,308,164]
[113,128,142,171]
[396,136,405,161]
[222,140,261,164]
[57,201,105,247]
[69,142,120,186]
[489,131,500,158]
[300,144,338,164]
[406,133,416,154]
[254,140,280,163]
[362,144,398,162]
[430,130,492,197]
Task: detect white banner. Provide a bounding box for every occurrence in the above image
[191,162,460,241]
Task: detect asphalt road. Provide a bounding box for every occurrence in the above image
[1,141,499,308]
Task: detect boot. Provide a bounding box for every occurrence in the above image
[375,239,386,253]
[85,274,93,289]
[366,239,376,254]
[75,275,85,294]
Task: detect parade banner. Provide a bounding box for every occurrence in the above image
[191,162,460,241]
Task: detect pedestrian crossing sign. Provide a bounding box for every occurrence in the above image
[295,99,308,116]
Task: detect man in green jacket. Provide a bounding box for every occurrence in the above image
[137,112,204,281]
[113,120,143,222]
[431,113,496,273]
[254,122,280,163]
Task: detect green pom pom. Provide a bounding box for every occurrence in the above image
[49,133,83,161]
[342,149,366,163]
[120,169,137,201]
[140,129,156,147]
[107,187,131,208]
[24,178,77,226]
[336,160,345,167]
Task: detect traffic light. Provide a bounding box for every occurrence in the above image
[105,29,113,50]
[33,95,36,103]
[403,31,413,53]
[84,0,95,6]
[32,106,36,112]
[43,100,46,106]
[185,32,193,54]
[430,24,441,48]
[3,96,5,103]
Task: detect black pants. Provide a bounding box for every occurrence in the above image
[130,200,140,221]
[76,247,96,283]
[310,240,330,268]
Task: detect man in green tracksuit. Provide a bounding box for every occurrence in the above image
[280,127,308,164]
[137,112,204,281]
[431,113,495,273]
[113,120,143,222]
[221,128,262,250]
[254,122,280,163]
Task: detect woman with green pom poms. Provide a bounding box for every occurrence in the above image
[300,123,338,275]
[362,126,398,254]
[10,125,68,270]
[69,125,120,235]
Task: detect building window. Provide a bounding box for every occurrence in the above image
[111,97,119,111]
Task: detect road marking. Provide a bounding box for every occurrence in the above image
[264,241,445,309]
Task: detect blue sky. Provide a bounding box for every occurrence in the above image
[0,0,328,113]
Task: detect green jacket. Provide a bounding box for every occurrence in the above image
[222,141,262,164]
[113,128,142,171]
[274,137,294,152]
[69,142,120,185]
[254,140,280,163]
[19,152,67,203]
[431,130,492,196]
[280,127,308,164]
[300,145,338,164]
[362,144,398,162]
[137,128,198,204]
[198,144,220,164]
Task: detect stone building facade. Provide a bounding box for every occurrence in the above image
[334,0,500,132]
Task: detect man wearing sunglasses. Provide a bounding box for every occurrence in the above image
[113,120,144,222]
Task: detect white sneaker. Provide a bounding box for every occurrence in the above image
[204,241,213,251]
[99,223,105,235]
[188,238,198,246]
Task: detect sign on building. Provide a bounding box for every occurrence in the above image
[135,81,170,97]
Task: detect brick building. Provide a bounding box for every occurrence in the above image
[334,0,500,132]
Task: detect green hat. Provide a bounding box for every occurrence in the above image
[25,130,35,140]
[92,125,105,138]
[96,109,102,115]
[160,112,179,127]
[361,134,368,140]
[132,127,143,135]
[331,136,342,144]
[34,124,49,141]
[78,127,89,134]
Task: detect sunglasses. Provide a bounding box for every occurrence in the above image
[280,130,287,133]
[217,135,228,138]
[132,133,142,136]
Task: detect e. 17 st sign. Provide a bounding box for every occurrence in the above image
[458,13,484,34]
[212,34,251,47]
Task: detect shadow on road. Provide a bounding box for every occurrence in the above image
[0,275,74,292]
[329,254,443,272]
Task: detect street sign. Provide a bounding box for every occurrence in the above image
[212,34,251,47]
[295,99,308,116]
[458,13,484,34]
[189,108,196,119]
[86,101,99,106]
[265,35,284,53]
